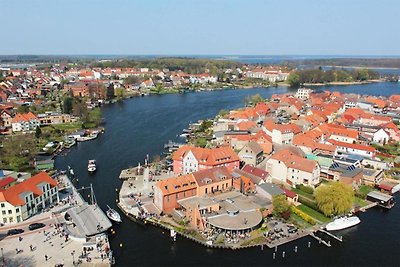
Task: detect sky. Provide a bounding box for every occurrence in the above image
[1,0,399,55]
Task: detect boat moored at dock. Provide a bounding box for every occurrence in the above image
[106,205,122,223]
[326,216,361,231]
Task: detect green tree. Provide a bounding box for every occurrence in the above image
[124,76,140,85]
[251,94,264,105]
[62,96,73,114]
[195,137,207,148]
[354,69,370,81]
[218,109,229,117]
[35,126,42,138]
[272,195,290,216]
[0,135,38,171]
[314,182,354,217]
[87,108,102,126]
[114,87,126,101]
[106,84,115,100]
[72,98,88,121]
[287,72,300,87]
[17,105,30,114]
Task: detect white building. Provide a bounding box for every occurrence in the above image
[295,88,313,100]
[0,172,59,224]
[11,112,39,132]
[266,149,320,187]
[373,128,390,144]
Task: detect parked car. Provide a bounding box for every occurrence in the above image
[28,223,46,231]
[7,229,24,235]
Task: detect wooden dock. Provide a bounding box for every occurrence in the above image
[319,229,343,242]
[309,232,331,247]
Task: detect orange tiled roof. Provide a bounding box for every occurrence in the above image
[270,149,318,173]
[328,139,376,153]
[192,166,232,187]
[12,112,38,123]
[172,145,240,166]
[155,174,196,195]
[0,172,57,206]
[237,121,257,131]
[263,120,302,134]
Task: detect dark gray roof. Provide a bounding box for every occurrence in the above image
[258,183,284,196]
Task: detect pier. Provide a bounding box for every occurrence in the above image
[319,229,343,242]
[309,232,331,247]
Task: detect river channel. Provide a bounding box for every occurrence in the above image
[55,83,400,266]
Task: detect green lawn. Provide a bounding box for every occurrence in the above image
[289,213,312,228]
[50,122,82,131]
[296,204,331,223]
[291,188,315,200]
[354,197,369,207]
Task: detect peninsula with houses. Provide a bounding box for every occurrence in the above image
[117,88,400,249]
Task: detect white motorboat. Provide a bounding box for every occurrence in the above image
[106,205,122,223]
[88,160,97,173]
[326,216,360,231]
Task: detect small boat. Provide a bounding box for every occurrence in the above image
[106,205,122,223]
[88,160,97,173]
[326,216,360,231]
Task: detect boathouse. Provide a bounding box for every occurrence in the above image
[366,191,395,209]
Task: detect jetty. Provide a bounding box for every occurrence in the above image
[319,229,343,242]
[309,232,331,247]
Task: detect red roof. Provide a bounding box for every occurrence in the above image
[0,172,57,206]
[282,188,297,199]
[328,139,376,153]
[242,165,268,179]
[0,177,16,188]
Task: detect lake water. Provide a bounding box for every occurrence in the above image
[55,83,400,266]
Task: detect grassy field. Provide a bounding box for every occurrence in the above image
[354,196,369,207]
[288,213,312,228]
[291,188,314,200]
[296,204,331,223]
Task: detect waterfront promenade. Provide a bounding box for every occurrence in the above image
[0,174,112,267]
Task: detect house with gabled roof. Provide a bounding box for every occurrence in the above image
[238,141,264,166]
[0,172,58,224]
[172,145,240,174]
[266,149,320,187]
[11,112,39,132]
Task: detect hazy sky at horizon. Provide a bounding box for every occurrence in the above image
[1,0,399,55]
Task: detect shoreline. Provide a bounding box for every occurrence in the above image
[303,79,382,86]
[115,166,379,251]
[321,65,400,70]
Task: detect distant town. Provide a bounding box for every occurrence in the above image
[0,58,400,265]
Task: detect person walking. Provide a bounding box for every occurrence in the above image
[45,255,48,261]
[30,245,33,251]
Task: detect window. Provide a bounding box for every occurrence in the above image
[16,208,19,213]
[0,203,4,208]
[8,210,12,214]
[1,211,5,215]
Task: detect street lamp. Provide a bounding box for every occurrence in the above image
[71,250,75,263]
[1,247,4,264]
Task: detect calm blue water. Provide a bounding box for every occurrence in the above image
[55,83,400,266]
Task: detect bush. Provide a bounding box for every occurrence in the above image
[290,206,316,225]
[296,184,314,194]
[298,195,320,211]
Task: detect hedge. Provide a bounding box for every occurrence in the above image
[290,206,316,225]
